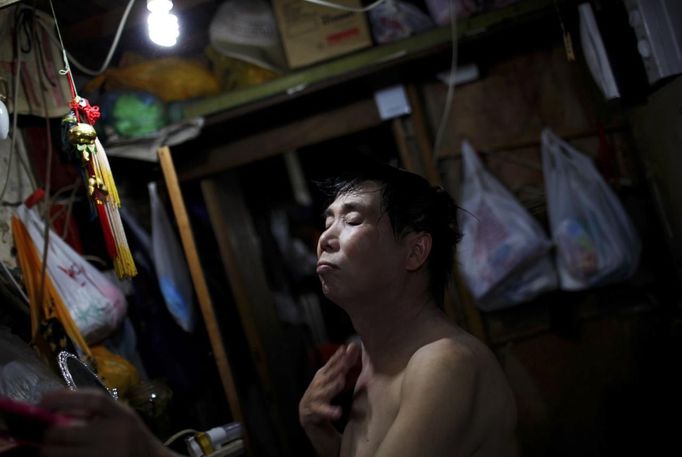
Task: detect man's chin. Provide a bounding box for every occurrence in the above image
[320,280,343,305]
[320,280,332,298]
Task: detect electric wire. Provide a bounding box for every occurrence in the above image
[0,11,24,204]
[302,0,387,13]
[56,181,80,241]
[12,133,38,197]
[45,0,136,76]
[33,17,54,313]
[163,429,198,447]
[47,180,81,241]
[303,0,459,159]
[0,259,30,305]
[433,0,458,160]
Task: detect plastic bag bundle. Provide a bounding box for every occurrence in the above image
[83,58,221,103]
[542,129,640,290]
[457,141,557,310]
[13,205,127,346]
[0,327,63,403]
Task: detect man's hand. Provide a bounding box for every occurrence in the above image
[39,389,177,457]
[300,342,361,427]
[299,342,361,457]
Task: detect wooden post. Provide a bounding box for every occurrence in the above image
[393,85,488,342]
[157,146,247,430]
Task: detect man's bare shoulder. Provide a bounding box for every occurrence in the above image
[402,331,485,401]
[403,329,518,454]
[406,325,498,373]
[405,327,514,399]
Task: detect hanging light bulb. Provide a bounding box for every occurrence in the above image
[0,79,8,140]
[147,0,179,47]
[0,99,8,140]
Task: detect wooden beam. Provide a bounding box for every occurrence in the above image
[178,97,382,181]
[157,147,247,429]
[436,124,630,158]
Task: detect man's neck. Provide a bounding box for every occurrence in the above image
[343,282,445,375]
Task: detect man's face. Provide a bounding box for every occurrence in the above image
[316,182,406,304]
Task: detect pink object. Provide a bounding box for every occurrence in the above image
[0,396,73,446]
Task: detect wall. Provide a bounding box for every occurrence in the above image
[629,76,682,277]
[420,40,682,456]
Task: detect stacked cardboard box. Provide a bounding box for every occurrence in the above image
[273,0,372,69]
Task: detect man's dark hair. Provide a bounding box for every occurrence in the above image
[319,161,461,304]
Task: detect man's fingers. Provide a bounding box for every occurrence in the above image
[323,343,361,379]
[40,389,117,417]
[300,403,342,428]
[322,345,347,372]
[40,445,91,457]
[345,342,361,367]
[318,377,346,399]
[314,404,342,421]
[42,424,89,445]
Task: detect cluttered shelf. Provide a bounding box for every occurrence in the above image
[177,0,562,124]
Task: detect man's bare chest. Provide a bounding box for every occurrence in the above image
[340,375,403,457]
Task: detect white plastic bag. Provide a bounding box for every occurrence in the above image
[457,141,557,310]
[478,256,557,311]
[209,0,286,71]
[424,0,483,24]
[368,1,434,44]
[149,182,195,332]
[542,129,640,290]
[15,205,127,344]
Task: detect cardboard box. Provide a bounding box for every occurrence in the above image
[273,0,373,69]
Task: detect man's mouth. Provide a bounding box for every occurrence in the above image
[316,261,338,273]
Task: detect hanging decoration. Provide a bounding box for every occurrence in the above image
[59,96,137,278]
[47,1,137,279]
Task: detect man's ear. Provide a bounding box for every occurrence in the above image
[405,232,432,272]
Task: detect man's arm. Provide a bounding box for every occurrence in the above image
[374,342,480,457]
[299,343,360,457]
[39,389,181,457]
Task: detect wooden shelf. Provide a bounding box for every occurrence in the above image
[178,0,561,124]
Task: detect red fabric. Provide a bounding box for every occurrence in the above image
[70,96,101,126]
[317,342,362,393]
[82,104,101,126]
[24,188,46,208]
[23,126,81,191]
[49,204,84,254]
[596,123,618,187]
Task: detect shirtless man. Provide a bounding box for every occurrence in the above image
[299,164,517,457]
[36,165,515,457]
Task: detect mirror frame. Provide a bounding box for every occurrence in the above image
[57,351,117,399]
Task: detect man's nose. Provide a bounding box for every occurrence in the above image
[318,227,339,253]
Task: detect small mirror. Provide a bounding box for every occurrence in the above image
[57,352,116,398]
